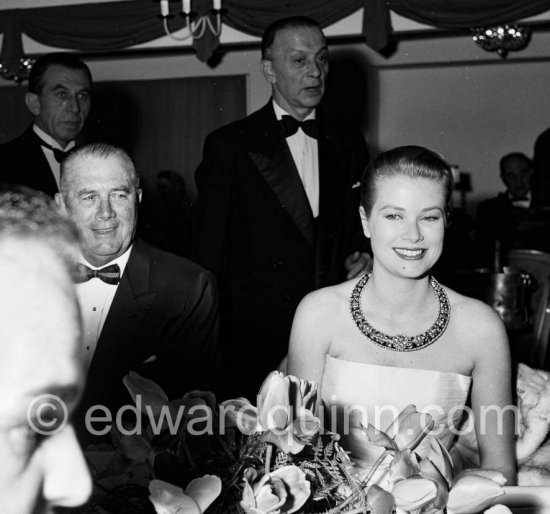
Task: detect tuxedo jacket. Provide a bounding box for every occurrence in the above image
[475,192,548,266]
[191,101,368,397]
[0,125,59,197]
[75,239,222,442]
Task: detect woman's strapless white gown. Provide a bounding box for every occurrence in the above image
[319,355,550,508]
[320,355,474,480]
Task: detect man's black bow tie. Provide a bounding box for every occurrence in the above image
[280,115,320,139]
[73,263,121,285]
[40,141,68,163]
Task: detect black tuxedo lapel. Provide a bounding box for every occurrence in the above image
[248,103,315,247]
[86,241,157,398]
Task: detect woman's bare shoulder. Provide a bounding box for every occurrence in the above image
[444,285,507,341]
[288,280,358,376]
[297,279,355,316]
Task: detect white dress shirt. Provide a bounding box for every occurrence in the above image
[510,190,532,209]
[75,247,132,369]
[273,101,320,217]
[33,124,75,189]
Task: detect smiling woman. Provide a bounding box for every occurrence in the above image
[287,145,517,487]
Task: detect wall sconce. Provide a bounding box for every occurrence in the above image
[471,24,531,58]
[156,0,224,41]
[0,57,35,84]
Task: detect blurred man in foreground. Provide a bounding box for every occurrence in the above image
[0,188,91,513]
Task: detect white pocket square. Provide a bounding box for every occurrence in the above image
[352,181,361,189]
[143,354,157,363]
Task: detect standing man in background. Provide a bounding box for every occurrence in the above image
[0,52,92,197]
[533,126,550,208]
[192,16,370,398]
[475,152,542,266]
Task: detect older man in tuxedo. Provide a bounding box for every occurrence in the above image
[0,188,92,512]
[0,53,92,197]
[192,16,370,398]
[56,143,221,441]
[475,152,549,266]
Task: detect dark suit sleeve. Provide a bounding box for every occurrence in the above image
[0,128,59,197]
[191,131,233,282]
[0,140,18,188]
[154,268,223,398]
[474,198,501,268]
[344,127,370,256]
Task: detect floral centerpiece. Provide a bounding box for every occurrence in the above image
[78,370,515,514]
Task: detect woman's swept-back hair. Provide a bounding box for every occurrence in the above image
[360,145,454,219]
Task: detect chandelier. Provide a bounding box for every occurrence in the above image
[471,24,531,58]
[156,0,224,41]
[0,57,35,84]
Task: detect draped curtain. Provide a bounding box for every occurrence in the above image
[388,0,550,29]
[1,0,550,66]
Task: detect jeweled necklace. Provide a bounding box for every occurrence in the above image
[350,273,451,352]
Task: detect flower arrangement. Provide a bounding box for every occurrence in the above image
[78,370,514,514]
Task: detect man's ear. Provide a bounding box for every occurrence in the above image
[137,189,143,204]
[55,192,67,214]
[261,60,276,84]
[25,92,41,116]
[359,206,371,238]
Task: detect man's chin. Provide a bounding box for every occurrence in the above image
[85,247,124,267]
[58,128,81,143]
